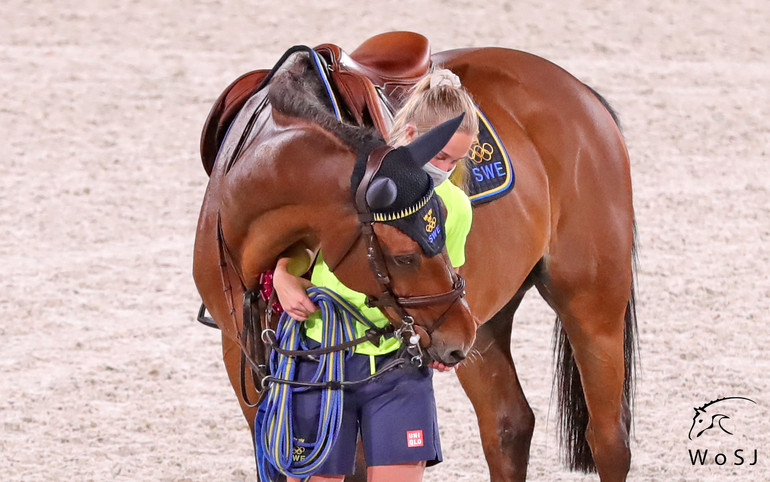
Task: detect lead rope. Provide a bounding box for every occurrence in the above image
[254,287,411,481]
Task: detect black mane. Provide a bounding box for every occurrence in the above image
[266,50,430,217]
[266,49,442,255]
[267,52,383,152]
[584,83,622,132]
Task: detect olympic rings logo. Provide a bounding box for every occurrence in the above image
[468,140,494,164]
[423,209,437,233]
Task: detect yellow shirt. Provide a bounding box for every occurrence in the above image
[304,180,472,355]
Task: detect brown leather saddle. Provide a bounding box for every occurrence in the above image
[200,31,432,176]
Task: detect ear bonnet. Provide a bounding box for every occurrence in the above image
[351,114,465,256]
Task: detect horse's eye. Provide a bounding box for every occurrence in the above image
[393,254,419,267]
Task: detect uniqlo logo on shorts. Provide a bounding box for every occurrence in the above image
[406,429,424,447]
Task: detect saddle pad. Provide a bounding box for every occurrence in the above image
[466,106,515,205]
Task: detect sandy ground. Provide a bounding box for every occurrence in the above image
[1,0,768,480]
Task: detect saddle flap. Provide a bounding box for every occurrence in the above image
[200,69,270,176]
[201,33,434,174]
[315,32,432,135]
[315,44,394,135]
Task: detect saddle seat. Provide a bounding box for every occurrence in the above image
[349,31,431,99]
[315,31,431,135]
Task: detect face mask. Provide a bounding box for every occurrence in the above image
[423,162,455,186]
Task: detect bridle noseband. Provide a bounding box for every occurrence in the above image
[326,145,468,356]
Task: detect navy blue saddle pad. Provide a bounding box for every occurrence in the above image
[466,106,515,205]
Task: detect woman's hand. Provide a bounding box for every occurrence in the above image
[428,361,455,372]
[273,258,318,321]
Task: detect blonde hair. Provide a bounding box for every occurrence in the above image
[388,67,478,190]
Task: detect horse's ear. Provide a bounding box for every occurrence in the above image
[366,177,398,210]
[405,113,465,167]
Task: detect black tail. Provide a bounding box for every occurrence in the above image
[552,320,594,472]
[552,226,639,473]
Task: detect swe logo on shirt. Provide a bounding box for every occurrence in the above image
[407,429,424,448]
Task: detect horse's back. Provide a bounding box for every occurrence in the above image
[435,47,627,165]
[435,47,634,318]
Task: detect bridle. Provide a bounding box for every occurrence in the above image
[199,144,469,406]
[325,145,467,353]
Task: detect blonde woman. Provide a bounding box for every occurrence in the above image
[274,68,478,482]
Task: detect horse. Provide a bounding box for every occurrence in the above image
[193,33,638,482]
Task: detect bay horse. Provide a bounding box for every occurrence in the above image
[193,34,637,482]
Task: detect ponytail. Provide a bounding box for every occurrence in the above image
[389,67,478,191]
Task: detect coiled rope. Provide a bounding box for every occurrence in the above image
[254,286,403,481]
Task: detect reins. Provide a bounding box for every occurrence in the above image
[255,287,408,481]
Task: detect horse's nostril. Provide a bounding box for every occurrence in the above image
[450,350,466,363]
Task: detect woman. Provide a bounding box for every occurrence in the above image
[273,68,478,482]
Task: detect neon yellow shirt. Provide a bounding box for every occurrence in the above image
[304,180,472,356]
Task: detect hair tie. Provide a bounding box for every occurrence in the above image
[429,69,462,89]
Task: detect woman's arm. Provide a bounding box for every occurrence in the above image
[272,243,319,321]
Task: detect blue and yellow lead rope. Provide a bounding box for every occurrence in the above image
[255,287,373,481]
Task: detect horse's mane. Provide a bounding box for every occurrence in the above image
[266,51,429,216]
[267,52,383,151]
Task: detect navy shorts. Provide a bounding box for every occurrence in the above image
[290,350,441,475]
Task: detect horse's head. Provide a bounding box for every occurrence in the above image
[323,116,478,366]
[236,51,478,365]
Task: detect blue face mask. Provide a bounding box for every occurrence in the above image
[422,162,455,186]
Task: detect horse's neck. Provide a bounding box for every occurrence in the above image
[222,110,361,286]
[232,203,358,287]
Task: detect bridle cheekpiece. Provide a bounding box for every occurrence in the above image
[326,144,467,364]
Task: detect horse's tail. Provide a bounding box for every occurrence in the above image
[552,225,639,473]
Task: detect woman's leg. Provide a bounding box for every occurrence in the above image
[288,461,427,482]
[367,461,427,482]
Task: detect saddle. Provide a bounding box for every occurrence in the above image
[315,31,431,133]
[200,31,432,176]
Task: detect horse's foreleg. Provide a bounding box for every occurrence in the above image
[456,293,534,482]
